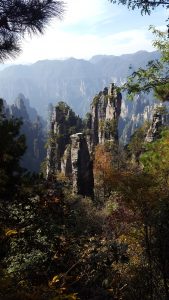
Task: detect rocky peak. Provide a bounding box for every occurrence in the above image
[145,112,162,142]
[46,102,83,178]
[70,133,94,197]
[90,83,122,145]
[145,107,169,142]
[46,84,122,197]
[10,95,29,121]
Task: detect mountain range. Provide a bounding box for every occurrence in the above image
[0,50,160,119]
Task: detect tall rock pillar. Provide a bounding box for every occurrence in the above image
[90,83,122,147]
[71,133,94,198]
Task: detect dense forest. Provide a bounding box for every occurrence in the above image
[0,0,169,299]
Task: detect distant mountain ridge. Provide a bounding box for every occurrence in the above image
[0,50,160,117]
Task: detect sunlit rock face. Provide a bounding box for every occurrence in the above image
[89,84,122,146]
[46,102,83,179]
[119,93,159,144]
[46,104,94,197]
[46,84,122,198]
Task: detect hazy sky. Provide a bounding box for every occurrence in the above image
[6,0,168,64]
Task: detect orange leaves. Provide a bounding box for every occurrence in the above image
[94,144,112,175]
[93,144,121,197]
[5,229,17,237]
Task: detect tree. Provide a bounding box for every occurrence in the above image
[123,27,169,101]
[127,122,150,164]
[109,0,169,15]
[141,128,169,184]
[0,99,26,198]
[93,144,122,200]
[0,0,64,61]
[94,144,114,199]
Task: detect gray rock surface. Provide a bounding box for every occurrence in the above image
[145,111,169,142]
[46,84,122,197]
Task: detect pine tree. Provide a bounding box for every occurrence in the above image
[0,99,26,198]
[0,0,64,60]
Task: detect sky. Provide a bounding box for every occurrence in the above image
[5,0,168,64]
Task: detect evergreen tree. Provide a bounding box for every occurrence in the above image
[109,0,169,16]
[0,0,64,60]
[0,99,26,198]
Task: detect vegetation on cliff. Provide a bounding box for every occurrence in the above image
[1,88,169,299]
[0,2,169,299]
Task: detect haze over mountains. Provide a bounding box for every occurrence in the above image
[0,50,160,118]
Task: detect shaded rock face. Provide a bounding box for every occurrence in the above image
[71,133,94,197]
[47,84,122,197]
[10,97,29,120]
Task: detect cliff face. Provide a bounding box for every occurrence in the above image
[70,133,94,197]
[145,111,169,142]
[46,84,122,197]
[0,51,159,118]
[119,93,159,144]
[46,103,94,197]
[90,84,122,146]
[3,95,46,172]
[46,102,83,177]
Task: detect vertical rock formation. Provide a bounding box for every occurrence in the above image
[47,84,122,197]
[71,133,94,197]
[90,83,122,146]
[46,105,94,197]
[145,110,169,142]
[46,101,83,178]
[145,112,162,142]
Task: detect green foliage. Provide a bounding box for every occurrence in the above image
[127,122,150,163]
[2,116,169,299]
[0,100,26,198]
[99,119,105,131]
[154,83,169,101]
[83,112,92,134]
[92,95,100,106]
[0,0,64,61]
[154,104,168,115]
[123,27,169,101]
[104,119,117,137]
[150,25,169,62]
[141,128,169,182]
[109,0,169,15]
[0,175,129,299]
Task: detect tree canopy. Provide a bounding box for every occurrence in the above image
[0,0,64,61]
[109,0,169,15]
[123,27,169,101]
[0,99,26,198]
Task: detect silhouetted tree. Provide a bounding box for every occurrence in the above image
[0,0,64,60]
[109,0,169,15]
[0,99,26,198]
